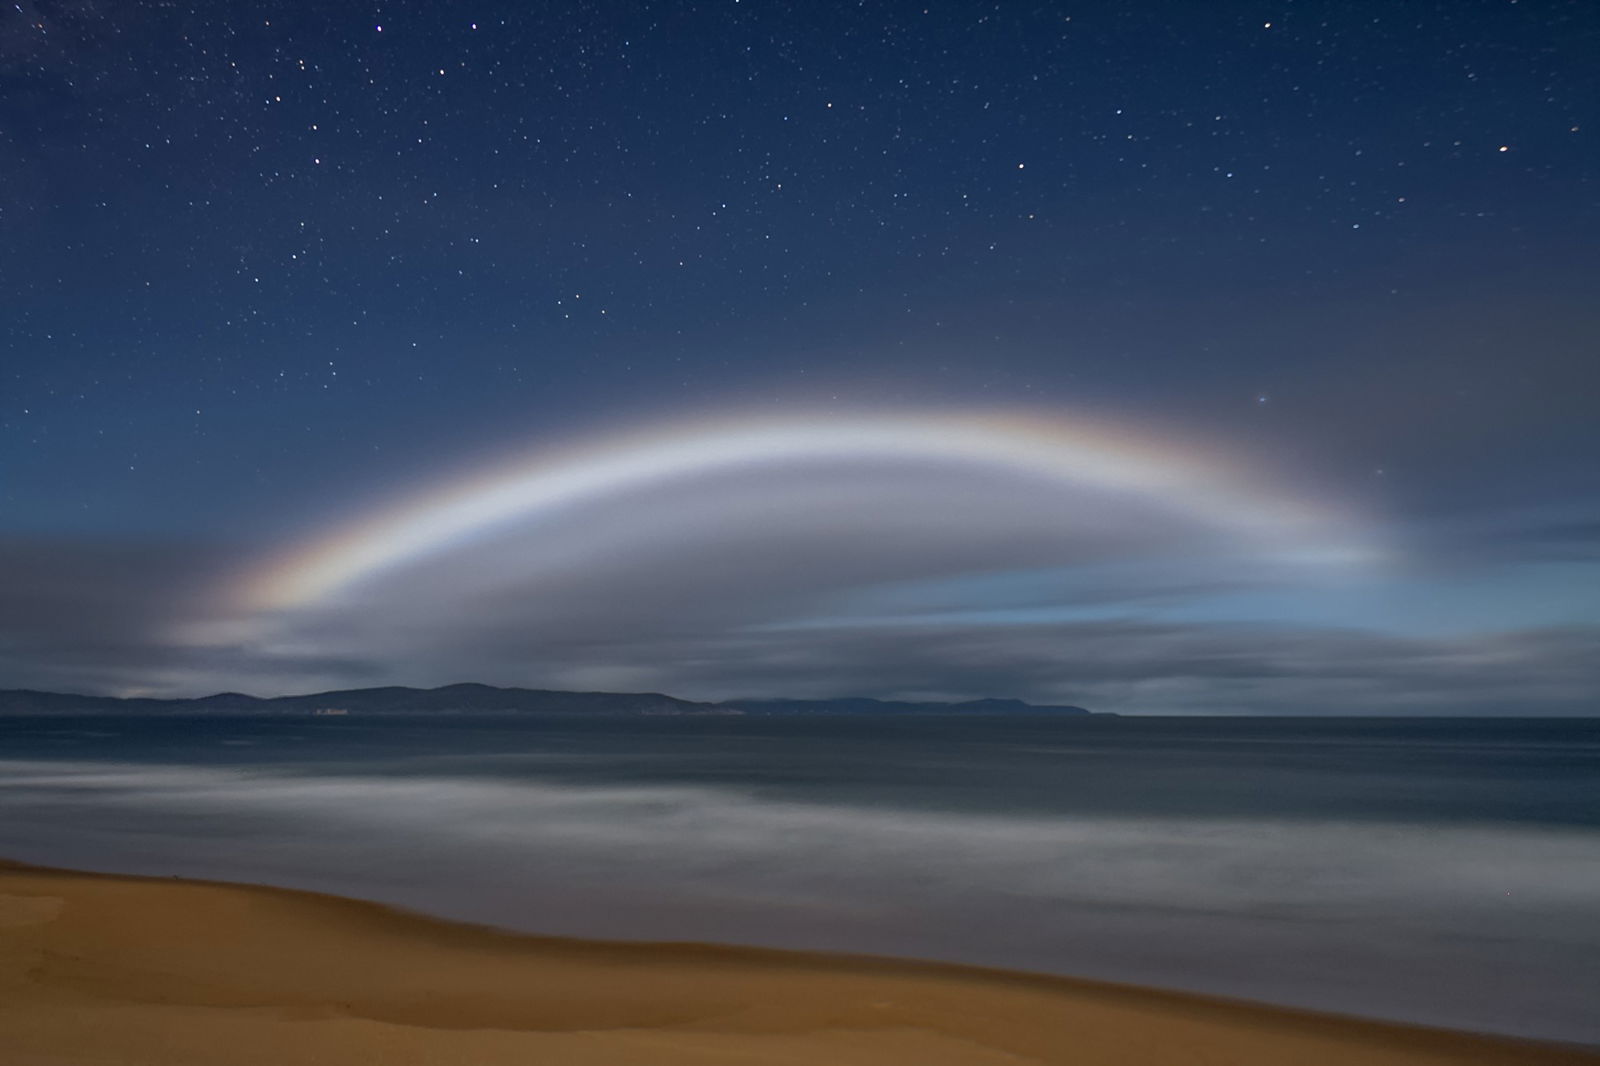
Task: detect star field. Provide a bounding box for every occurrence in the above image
[1,0,1596,707]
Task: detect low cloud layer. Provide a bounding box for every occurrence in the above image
[2,458,1596,713]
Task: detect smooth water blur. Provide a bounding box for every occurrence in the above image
[2,715,1597,1042]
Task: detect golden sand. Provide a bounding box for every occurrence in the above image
[1,862,1593,1065]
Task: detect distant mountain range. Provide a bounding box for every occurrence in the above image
[0,683,1095,717]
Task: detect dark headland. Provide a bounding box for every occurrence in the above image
[0,683,1097,717]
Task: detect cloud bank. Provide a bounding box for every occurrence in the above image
[1,440,1595,712]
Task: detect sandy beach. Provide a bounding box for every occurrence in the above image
[0,861,1593,1066]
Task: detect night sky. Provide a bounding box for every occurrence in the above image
[3,1,1596,712]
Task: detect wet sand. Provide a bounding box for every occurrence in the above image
[1,861,1593,1065]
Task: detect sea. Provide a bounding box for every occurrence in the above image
[1,714,1596,1043]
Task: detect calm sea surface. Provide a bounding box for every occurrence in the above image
[2,715,1596,1042]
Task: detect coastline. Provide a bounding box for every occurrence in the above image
[2,860,1594,1065]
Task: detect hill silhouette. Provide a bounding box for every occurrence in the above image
[0,684,1094,717]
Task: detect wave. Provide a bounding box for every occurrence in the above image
[1,758,1597,1042]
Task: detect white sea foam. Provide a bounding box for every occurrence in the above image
[1,758,1597,1042]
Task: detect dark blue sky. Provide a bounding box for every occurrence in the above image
[2,1,1596,710]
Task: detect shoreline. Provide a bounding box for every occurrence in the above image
[3,860,1596,1065]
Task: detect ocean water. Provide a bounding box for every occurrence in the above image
[1,714,1596,1043]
